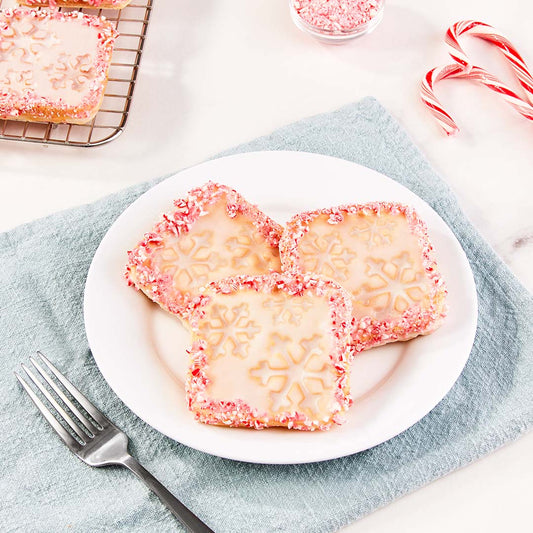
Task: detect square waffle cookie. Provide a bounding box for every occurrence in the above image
[17,1,131,8]
[187,274,353,430]
[280,203,447,351]
[126,182,283,320]
[0,8,117,124]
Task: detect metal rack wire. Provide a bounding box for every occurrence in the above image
[0,0,153,147]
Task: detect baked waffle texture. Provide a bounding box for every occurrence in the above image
[186,273,354,430]
[280,202,447,351]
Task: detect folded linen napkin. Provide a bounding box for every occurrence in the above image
[1,97,531,533]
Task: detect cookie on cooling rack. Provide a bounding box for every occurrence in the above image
[0,8,117,124]
[17,1,132,8]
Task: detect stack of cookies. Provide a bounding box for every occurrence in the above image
[126,182,447,431]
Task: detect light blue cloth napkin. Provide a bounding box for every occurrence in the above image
[1,97,532,533]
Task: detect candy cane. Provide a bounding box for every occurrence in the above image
[421,20,533,135]
[446,21,533,102]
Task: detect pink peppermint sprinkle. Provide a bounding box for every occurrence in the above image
[293,0,383,33]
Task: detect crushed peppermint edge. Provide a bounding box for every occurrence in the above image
[0,8,117,123]
[279,201,448,353]
[292,0,383,33]
[186,273,354,431]
[19,0,130,7]
[125,181,284,321]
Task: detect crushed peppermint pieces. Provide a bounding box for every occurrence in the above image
[125,183,448,432]
[292,0,383,33]
[125,181,283,320]
[0,8,117,124]
[279,202,448,352]
[19,0,131,7]
[186,273,354,431]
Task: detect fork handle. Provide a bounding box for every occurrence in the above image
[120,454,214,533]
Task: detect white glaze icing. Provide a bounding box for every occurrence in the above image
[199,289,335,419]
[299,213,431,320]
[152,200,281,297]
[0,17,100,106]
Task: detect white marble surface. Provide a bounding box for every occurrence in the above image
[1,0,531,531]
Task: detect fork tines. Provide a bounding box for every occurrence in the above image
[15,352,109,450]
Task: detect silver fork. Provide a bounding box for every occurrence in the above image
[15,351,214,533]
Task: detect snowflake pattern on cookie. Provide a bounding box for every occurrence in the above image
[354,252,427,314]
[126,182,283,320]
[198,303,261,359]
[0,16,92,91]
[49,53,95,92]
[262,294,314,326]
[0,20,56,61]
[224,225,277,270]
[3,68,33,86]
[0,9,117,123]
[350,217,396,249]
[299,231,357,281]
[187,274,353,431]
[158,231,225,289]
[250,333,332,416]
[280,203,447,350]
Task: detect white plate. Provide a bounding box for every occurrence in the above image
[84,151,477,464]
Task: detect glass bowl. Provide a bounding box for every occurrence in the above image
[289,0,385,43]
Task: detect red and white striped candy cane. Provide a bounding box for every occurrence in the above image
[421,20,533,135]
[446,21,533,102]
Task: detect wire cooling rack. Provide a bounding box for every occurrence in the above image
[0,0,153,147]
